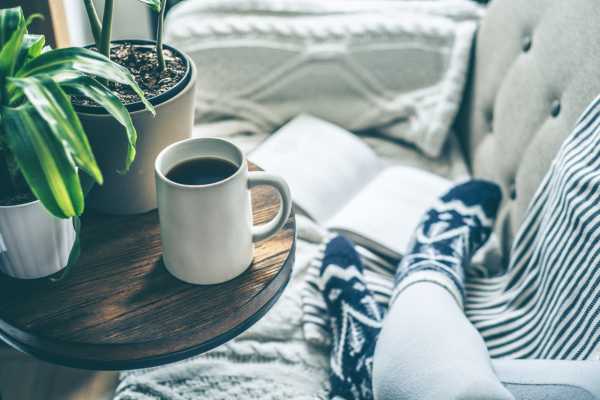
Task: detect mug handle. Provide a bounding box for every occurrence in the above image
[248,171,292,242]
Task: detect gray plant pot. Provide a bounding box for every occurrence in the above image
[77,41,197,215]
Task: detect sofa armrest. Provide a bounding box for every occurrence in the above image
[494,359,600,400]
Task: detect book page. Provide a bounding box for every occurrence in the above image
[325,166,454,258]
[250,114,382,222]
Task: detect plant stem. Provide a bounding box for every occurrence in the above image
[156,0,167,72]
[98,0,114,58]
[83,0,102,45]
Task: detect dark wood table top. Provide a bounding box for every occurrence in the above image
[0,163,295,370]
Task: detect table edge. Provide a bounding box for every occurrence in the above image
[0,233,296,371]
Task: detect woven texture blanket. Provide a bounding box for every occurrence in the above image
[165,0,483,157]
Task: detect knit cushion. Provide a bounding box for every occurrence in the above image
[165,0,483,157]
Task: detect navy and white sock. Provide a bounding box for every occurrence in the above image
[392,179,502,306]
[318,181,502,400]
[319,236,383,400]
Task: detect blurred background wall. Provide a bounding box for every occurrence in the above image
[10,0,153,47]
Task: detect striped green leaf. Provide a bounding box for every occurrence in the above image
[59,74,137,172]
[16,34,45,71]
[0,8,26,82]
[3,105,84,218]
[16,47,155,115]
[0,7,23,49]
[9,75,103,184]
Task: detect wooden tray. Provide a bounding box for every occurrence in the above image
[0,162,295,370]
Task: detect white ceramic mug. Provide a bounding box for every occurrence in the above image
[155,138,292,284]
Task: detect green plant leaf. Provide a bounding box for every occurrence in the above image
[0,7,24,49]
[2,105,84,218]
[0,7,26,83]
[0,10,42,84]
[9,75,103,184]
[16,34,45,71]
[59,74,137,172]
[16,47,156,115]
[137,0,162,13]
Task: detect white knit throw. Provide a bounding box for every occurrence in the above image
[165,0,483,157]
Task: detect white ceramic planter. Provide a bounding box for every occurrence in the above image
[0,200,75,279]
[77,41,197,215]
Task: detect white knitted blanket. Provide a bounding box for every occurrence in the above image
[164,0,483,157]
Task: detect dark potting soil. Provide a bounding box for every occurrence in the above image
[0,191,35,207]
[72,44,187,107]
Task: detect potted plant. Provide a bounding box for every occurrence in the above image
[0,7,153,279]
[78,0,197,215]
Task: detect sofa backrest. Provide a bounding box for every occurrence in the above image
[456,0,600,256]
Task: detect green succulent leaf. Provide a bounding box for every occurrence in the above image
[3,105,84,218]
[137,0,163,13]
[16,47,156,115]
[9,75,103,184]
[59,74,137,173]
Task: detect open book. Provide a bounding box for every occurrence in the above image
[250,115,455,258]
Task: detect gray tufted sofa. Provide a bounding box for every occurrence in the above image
[423,0,600,396]
[457,0,600,256]
[375,0,600,399]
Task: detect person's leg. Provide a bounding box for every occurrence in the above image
[373,180,513,400]
[373,282,514,400]
[391,180,502,306]
[319,236,383,400]
[321,181,508,399]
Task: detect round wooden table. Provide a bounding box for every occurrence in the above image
[0,163,295,370]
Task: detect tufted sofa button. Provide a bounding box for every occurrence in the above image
[485,109,494,130]
[509,182,517,200]
[551,99,561,117]
[522,35,532,52]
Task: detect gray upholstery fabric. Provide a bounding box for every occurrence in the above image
[494,359,600,400]
[457,0,600,255]
[373,2,600,399]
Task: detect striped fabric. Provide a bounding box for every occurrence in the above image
[302,95,600,360]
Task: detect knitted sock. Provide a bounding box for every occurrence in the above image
[393,179,502,305]
[319,236,383,400]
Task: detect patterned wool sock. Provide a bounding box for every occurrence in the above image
[319,236,383,400]
[393,179,502,305]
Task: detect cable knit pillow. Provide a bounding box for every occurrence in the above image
[165,0,482,157]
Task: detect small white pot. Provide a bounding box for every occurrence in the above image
[0,200,75,279]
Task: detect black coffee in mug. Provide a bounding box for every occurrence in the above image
[166,157,239,185]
